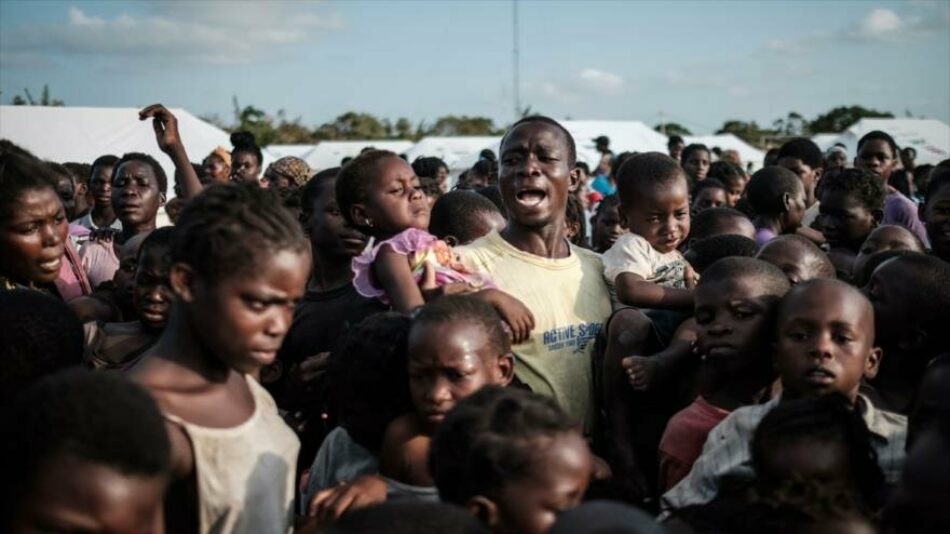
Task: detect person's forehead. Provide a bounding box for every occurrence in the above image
[502,122,568,151]
[778,156,807,169]
[696,275,767,303]
[783,286,871,324]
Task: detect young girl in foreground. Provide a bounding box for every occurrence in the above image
[130,183,310,534]
[336,150,534,342]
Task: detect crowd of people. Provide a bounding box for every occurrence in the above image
[1,103,949,534]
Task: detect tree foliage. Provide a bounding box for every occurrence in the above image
[654,122,692,136]
[9,85,64,106]
[808,105,894,133]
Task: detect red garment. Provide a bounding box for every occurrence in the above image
[55,239,92,301]
[658,396,731,492]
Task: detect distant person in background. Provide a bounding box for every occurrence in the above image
[763,147,780,167]
[230,131,264,185]
[63,162,92,221]
[889,146,917,198]
[594,135,612,156]
[681,143,711,188]
[412,156,450,193]
[825,144,848,171]
[777,138,825,232]
[854,131,929,246]
[720,149,741,167]
[668,135,685,162]
[590,152,615,195]
[263,156,312,190]
[479,148,496,162]
[45,161,78,221]
[465,159,498,188]
[201,146,231,185]
[76,155,122,233]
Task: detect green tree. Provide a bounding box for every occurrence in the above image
[10,84,64,106]
[394,117,414,139]
[808,105,894,133]
[424,115,500,136]
[716,120,771,146]
[313,112,391,141]
[653,122,692,136]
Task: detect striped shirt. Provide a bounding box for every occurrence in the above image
[661,394,907,514]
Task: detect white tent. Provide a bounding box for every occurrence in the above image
[563,120,670,168]
[440,120,673,174]
[685,133,766,171]
[0,106,279,187]
[810,133,841,152]
[831,118,950,165]
[266,144,316,160]
[302,140,414,171]
[404,136,501,171]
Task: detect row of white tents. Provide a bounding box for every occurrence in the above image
[2,107,947,188]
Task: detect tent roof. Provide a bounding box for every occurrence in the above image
[266,144,317,160]
[403,136,501,170]
[302,140,414,170]
[685,133,765,170]
[0,106,279,185]
[810,133,841,152]
[834,118,950,165]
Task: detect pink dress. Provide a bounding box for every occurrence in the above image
[352,228,491,304]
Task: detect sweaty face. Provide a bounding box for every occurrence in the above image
[14,453,167,534]
[307,178,368,260]
[202,155,230,184]
[683,150,710,181]
[90,165,114,208]
[134,246,173,332]
[622,178,690,253]
[819,190,877,251]
[855,139,896,182]
[757,242,822,285]
[185,249,310,374]
[592,205,623,253]
[499,122,577,230]
[782,182,808,230]
[923,183,950,262]
[360,157,429,236]
[112,161,162,231]
[493,432,593,534]
[231,151,261,184]
[775,282,879,402]
[692,187,727,214]
[694,276,777,377]
[0,187,68,287]
[778,157,820,206]
[407,321,509,431]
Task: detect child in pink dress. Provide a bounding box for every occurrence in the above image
[336,150,533,342]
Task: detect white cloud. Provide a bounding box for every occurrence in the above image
[1,3,343,66]
[577,68,624,94]
[847,8,903,41]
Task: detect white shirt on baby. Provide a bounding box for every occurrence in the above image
[602,232,689,290]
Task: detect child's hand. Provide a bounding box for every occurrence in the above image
[139,104,183,154]
[306,475,387,524]
[621,355,658,391]
[481,289,535,344]
[684,263,698,289]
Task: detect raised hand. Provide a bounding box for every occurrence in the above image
[139,104,182,154]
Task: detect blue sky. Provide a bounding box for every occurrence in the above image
[1,0,948,133]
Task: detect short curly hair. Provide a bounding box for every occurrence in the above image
[172,183,308,282]
[818,168,886,212]
[336,150,400,229]
[429,386,578,504]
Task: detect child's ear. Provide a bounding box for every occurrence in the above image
[568,166,581,192]
[864,346,883,380]
[350,204,370,228]
[871,209,884,226]
[496,352,515,386]
[780,192,793,213]
[466,496,500,529]
[444,235,459,247]
[169,263,196,302]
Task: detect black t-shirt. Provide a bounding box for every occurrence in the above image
[269,283,386,471]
